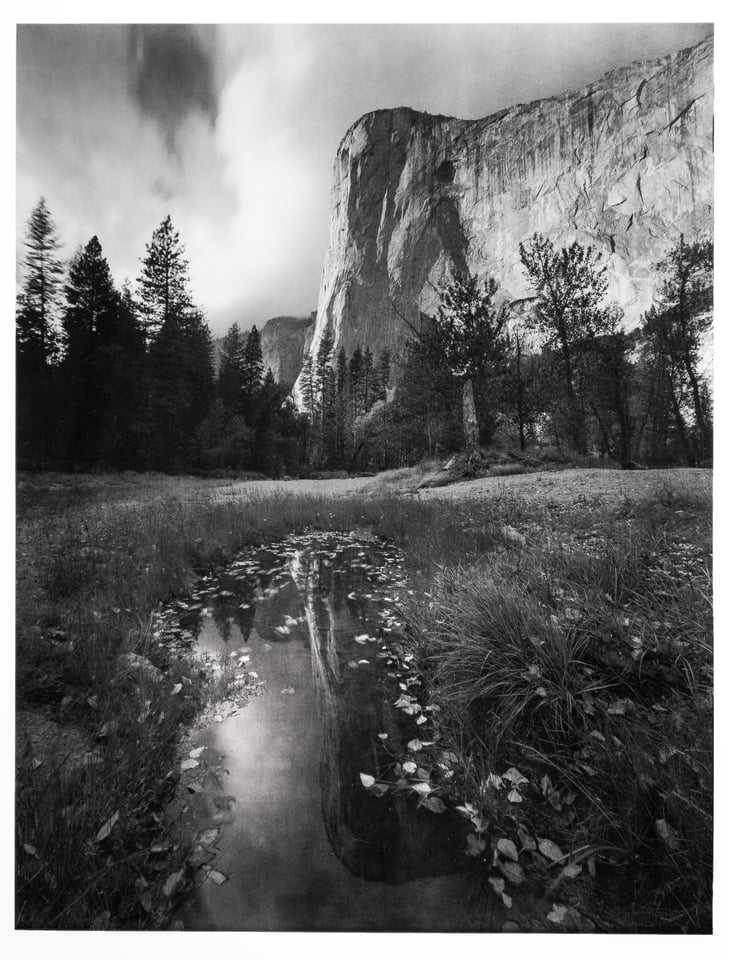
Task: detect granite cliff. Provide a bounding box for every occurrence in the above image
[213,313,315,385]
[298,34,712,394]
[261,314,315,385]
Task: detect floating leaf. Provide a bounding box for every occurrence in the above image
[466,834,486,857]
[377,732,389,740]
[485,773,504,791]
[407,738,424,752]
[455,802,479,819]
[280,687,295,695]
[656,818,680,852]
[415,714,428,726]
[22,843,39,858]
[546,903,569,925]
[498,861,525,886]
[538,838,565,862]
[507,789,523,803]
[208,870,228,885]
[502,767,528,786]
[196,828,220,847]
[411,781,432,797]
[421,796,446,814]
[488,876,505,896]
[172,683,182,695]
[359,773,376,788]
[517,824,536,851]
[95,810,119,842]
[180,758,199,771]
[163,869,185,898]
[402,761,417,774]
[496,838,519,862]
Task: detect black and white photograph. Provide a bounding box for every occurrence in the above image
[12,7,716,937]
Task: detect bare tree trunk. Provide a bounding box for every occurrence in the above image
[462,377,481,476]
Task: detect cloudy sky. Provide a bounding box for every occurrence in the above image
[16,22,711,337]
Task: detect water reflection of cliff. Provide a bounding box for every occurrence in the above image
[289,544,465,885]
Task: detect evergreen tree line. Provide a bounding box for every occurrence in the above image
[329,233,713,472]
[16,199,304,475]
[17,198,711,476]
[298,326,391,471]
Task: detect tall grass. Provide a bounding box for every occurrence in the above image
[405,484,712,931]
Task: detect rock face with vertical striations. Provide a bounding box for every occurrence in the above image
[297,34,712,397]
[260,314,315,386]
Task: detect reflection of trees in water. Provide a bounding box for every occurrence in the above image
[289,546,465,885]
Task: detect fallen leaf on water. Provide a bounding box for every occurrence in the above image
[517,824,536,851]
[163,869,185,898]
[538,838,565,862]
[180,759,199,771]
[498,861,525,886]
[507,789,523,803]
[23,843,39,858]
[488,876,505,896]
[196,828,220,847]
[407,738,424,752]
[359,773,376,788]
[421,796,446,814]
[402,761,417,774]
[377,733,388,740]
[547,903,569,925]
[280,687,295,695]
[656,818,680,852]
[96,810,119,842]
[411,781,432,796]
[497,838,519,862]
[466,834,486,857]
[172,683,182,695]
[502,767,528,786]
[208,870,228,885]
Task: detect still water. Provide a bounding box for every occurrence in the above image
[163,532,489,931]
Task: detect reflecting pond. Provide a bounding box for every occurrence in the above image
[165,532,490,931]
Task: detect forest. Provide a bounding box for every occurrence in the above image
[16,198,713,476]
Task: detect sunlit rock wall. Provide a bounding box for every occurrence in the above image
[260,314,315,385]
[297,34,712,397]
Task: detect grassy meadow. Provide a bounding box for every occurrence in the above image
[15,468,712,930]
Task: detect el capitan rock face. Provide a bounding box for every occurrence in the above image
[299,34,712,391]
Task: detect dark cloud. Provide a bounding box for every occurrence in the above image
[128,25,218,152]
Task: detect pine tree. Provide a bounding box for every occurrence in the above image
[433,271,510,472]
[60,236,119,462]
[95,283,146,468]
[218,322,247,414]
[241,324,264,418]
[349,345,364,419]
[17,198,65,464]
[137,215,191,339]
[519,234,613,454]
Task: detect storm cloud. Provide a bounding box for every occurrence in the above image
[127,25,219,153]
